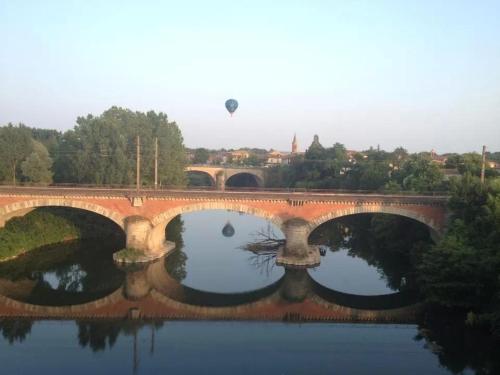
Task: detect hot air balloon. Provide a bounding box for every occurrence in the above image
[222,221,235,237]
[225,99,238,116]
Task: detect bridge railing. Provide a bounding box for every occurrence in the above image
[187,164,266,169]
[0,182,449,197]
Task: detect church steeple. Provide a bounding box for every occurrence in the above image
[292,133,298,153]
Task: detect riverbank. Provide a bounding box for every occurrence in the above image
[0,207,124,262]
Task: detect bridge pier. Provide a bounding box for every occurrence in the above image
[115,216,176,264]
[122,264,152,300]
[280,268,311,302]
[215,171,225,191]
[277,218,320,268]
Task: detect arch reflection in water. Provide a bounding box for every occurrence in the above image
[165,210,284,293]
[0,252,419,322]
[0,240,125,306]
[308,213,433,296]
[118,258,420,323]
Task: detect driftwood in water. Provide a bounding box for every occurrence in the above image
[241,227,285,275]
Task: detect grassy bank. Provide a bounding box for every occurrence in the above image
[0,207,124,261]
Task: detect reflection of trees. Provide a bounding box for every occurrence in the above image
[309,214,433,291]
[77,320,121,351]
[164,216,187,282]
[416,312,500,374]
[0,240,125,305]
[0,319,33,344]
[76,320,164,352]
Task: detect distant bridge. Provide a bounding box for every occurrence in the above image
[185,165,265,189]
[0,186,448,267]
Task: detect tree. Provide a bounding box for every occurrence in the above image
[395,154,444,192]
[417,176,500,337]
[391,147,409,170]
[192,148,210,164]
[305,135,327,160]
[0,124,33,184]
[245,154,263,166]
[21,141,53,184]
[53,107,187,186]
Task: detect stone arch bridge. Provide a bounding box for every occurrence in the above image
[185,165,265,189]
[0,187,448,267]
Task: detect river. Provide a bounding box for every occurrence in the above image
[0,209,497,374]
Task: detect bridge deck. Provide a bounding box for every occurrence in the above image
[0,186,448,204]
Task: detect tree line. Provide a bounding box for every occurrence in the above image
[266,136,498,192]
[0,107,187,187]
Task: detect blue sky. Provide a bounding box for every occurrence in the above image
[1,0,499,153]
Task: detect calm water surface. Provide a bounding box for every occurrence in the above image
[0,210,495,374]
[0,321,455,375]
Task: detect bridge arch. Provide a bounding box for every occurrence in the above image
[0,288,123,316]
[186,170,216,187]
[149,201,284,248]
[309,205,442,237]
[0,199,126,230]
[151,201,283,228]
[225,172,263,188]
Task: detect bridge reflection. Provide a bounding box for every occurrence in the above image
[0,254,419,322]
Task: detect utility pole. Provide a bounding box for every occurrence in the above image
[136,135,141,192]
[481,145,486,184]
[154,137,158,190]
[133,329,139,375]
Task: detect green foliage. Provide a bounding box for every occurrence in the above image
[305,135,327,160]
[165,216,187,281]
[0,124,34,184]
[113,247,146,262]
[418,231,497,309]
[395,154,444,192]
[458,153,483,176]
[21,141,53,184]
[52,107,187,186]
[309,214,432,292]
[192,148,210,164]
[245,154,264,166]
[0,208,123,261]
[446,153,497,178]
[28,127,62,157]
[417,175,500,337]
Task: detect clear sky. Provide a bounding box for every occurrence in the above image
[1,0,499,153]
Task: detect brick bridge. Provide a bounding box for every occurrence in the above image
[185,165,265,189]
[0,187,448,267]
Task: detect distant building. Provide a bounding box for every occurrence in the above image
[292,133,298,154]
[266,135,303,166]
[487,160,500,169]
[430,149,447,166]
[227,150,250,163]
[266,150,286,165]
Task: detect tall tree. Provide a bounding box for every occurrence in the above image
[0,124,33,184]
[21,141,53,184]
[53,107,187,186]
[192,148,210,164]
[395,154,444,192]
